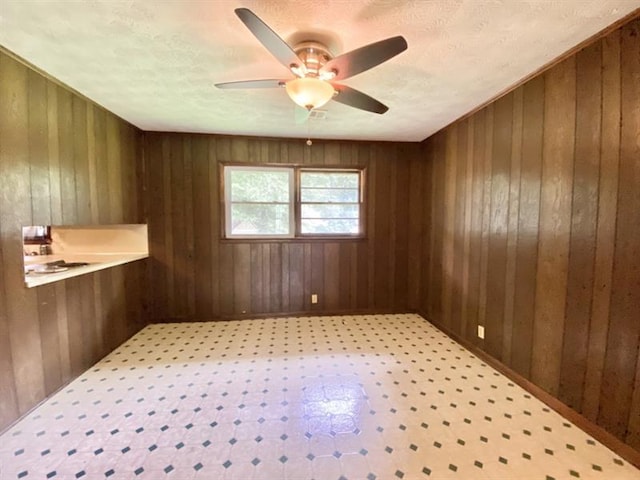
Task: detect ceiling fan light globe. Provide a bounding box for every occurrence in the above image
[285,77,335,110]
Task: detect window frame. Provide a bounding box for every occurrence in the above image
[223,164,295,239]
[295,167,365,238]
[221,163,366,241]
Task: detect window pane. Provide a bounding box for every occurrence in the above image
[230,170,290,202]
[299,170,361,235]
[301,219,360,234]
[224,166,363,238]
[230,204,290,235]
[300,172,359,188]
[301,204,359,219]
[300,188,359,203]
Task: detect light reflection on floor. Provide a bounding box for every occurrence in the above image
[302,378,365,437]
[0,314,638,480]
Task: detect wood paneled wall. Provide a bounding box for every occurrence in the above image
[143,133,421,321]
[411,18,640,450]
[2,13,638,458]
[0,50,147,431]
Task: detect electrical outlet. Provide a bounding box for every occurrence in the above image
[311,294,318,304]
[477,325,485,339]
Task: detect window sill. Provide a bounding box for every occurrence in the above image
[220,236,368,244]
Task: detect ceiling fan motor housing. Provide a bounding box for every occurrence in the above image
[292,41,335,79]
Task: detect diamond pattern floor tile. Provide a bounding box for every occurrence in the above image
[1,314,638,480]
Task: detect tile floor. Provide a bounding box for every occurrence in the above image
[1,314,638,480]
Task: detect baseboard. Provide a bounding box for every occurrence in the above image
[0,325,146,437]
[416,311,640,469]
[152,308,414,323]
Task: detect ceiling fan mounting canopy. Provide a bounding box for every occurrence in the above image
[215,8,408,114]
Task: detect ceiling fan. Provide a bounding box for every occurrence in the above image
[216,8,408,114]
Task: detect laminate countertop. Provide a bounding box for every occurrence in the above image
[24,253,148,288]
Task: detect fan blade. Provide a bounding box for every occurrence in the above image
[235,8,303,72]
[215,79,285,89]
[321,36,407,81]
[332,84,389,114]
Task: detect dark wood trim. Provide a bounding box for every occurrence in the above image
[418,311,640,470]
[423,8,640,141]
[295,167,302,237]
[0,45,140,132]
[219,237,369,244]
[146,130,419,146]
[219,162,367,240]
[153,308,410,323]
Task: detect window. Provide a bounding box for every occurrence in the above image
[223,164,364,239]
[299,170,360,235]
[224,166,294,238]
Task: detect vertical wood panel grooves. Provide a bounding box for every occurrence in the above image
[145,134,418,322]
[415,17,640,455]
[598,18,640,442]
[1,14,639,463]
[0,50,146,431]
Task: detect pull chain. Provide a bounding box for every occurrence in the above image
[306,109,313,146]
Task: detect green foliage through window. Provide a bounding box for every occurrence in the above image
[224,165,363,238]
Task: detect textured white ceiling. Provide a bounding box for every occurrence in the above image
[1,1,638,142]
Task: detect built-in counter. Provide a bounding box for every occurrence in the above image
[23,224,148,288]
